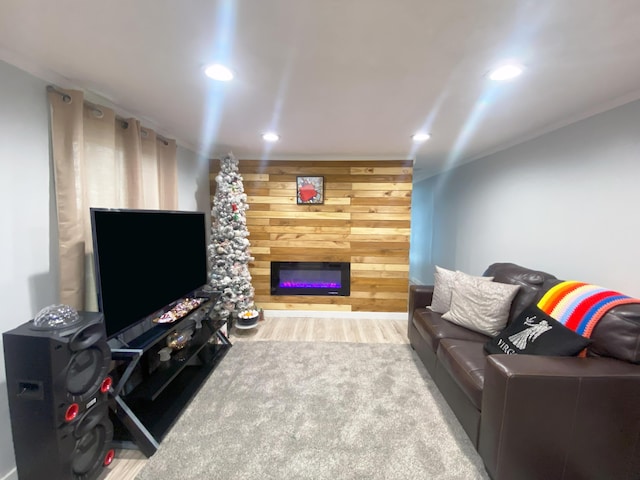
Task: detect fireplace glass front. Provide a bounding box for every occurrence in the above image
[270,262,350,296]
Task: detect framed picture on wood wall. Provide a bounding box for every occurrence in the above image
[296,176,324,204]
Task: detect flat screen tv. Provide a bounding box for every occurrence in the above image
[90,208,208,339]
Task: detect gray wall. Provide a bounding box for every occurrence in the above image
[411,99,640,297]
[0,60,208,480]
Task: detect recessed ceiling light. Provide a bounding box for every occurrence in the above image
[262,132,279,142]
[412,132,431,142]
[204,64,234,82]
[488,63,524,81]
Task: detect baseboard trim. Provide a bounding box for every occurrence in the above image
[263,310,407,320]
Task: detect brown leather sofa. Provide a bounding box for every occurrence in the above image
[408,262,640,480]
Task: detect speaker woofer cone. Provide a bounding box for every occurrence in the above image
[70,414,113,479]
[65,344,110,401]
[71,425,106,476]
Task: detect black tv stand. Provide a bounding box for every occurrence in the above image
[107,292,230,456]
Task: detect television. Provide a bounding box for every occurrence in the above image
[90,208,208,339]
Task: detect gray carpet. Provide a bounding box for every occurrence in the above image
[136,342,489,480]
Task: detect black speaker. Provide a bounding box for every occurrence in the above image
[3,311,115,480]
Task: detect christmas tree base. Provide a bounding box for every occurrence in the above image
[235,315,259,329]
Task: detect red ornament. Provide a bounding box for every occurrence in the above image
[232,204,238,212]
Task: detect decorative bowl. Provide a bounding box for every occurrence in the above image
[166,329,192,350]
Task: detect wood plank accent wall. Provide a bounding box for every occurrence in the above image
[209,160,413,312]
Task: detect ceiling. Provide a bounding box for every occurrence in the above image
[2,1,640,177]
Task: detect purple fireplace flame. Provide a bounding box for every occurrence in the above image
[279,281,341,289]
[271,262,350,296]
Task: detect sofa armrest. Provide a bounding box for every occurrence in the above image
[479,355,640,480]
[408,285,434,321]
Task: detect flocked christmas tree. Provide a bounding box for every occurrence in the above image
[208,152,256,323]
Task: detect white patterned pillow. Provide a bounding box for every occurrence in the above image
[442,276,520,337]
[429,266,492,314]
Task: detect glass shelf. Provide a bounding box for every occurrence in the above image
[108,295,230,456]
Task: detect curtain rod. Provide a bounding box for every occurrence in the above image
[47,85,171,145]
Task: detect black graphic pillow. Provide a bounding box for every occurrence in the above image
[484,305,591,356]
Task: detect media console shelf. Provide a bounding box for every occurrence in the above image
[107,292,230,457]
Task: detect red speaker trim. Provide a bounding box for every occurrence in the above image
[65,403,79,422]
[103,449,115,466]
[100,376,112,394]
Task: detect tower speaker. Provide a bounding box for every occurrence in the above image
[3,311,115,480]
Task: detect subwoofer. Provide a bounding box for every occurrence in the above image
[3,311,115,480]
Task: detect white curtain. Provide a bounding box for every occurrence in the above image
[48,86,178,310]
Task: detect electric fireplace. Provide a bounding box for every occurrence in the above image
[270,262,350,296]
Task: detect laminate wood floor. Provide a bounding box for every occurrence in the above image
[99,315,409,480]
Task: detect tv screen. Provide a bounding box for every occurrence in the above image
[90,208,208,339]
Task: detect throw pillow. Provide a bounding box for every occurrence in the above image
[429,266,493,314]
[484,305,591,356]
[442,276,520,336]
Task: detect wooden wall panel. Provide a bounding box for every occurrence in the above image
[209,160,412,312]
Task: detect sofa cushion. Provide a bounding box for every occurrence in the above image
[483,262,558,326]
[430,266,457,313]
[442,276,520,336]
[413,308,491,353]
[484,305,591,356]
[437,339,487,410]
[429,266,492,314]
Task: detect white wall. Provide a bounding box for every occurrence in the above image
[0,60,53,480]
[411,99,640,297]
[409,181,434,284]
[176,145,212,227]
[0,60,209,480]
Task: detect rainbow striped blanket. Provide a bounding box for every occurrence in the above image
[537,281,639,338]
